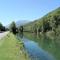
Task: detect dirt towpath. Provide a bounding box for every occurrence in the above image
[0,31,9,40]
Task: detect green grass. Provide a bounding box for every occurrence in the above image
[0,32,30,60]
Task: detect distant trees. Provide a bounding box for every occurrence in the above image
[38,26,42,33]
[19,26,23,33]
[41,15,60,33]
[8,13,60,36]
[53,15,60,28]
[0,23,3,31]
[0,22,6,31]
[16,15,60,36]
[42,20,52,32]
[9,22,17,34]
[33,24,37,34]
[50,15,60,35]
[9,21,24,34]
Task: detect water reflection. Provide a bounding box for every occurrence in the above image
[23,32,60,60]
[19,32,23,38]
[17,33,55,60]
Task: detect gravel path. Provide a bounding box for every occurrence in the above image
[0,31,9,40]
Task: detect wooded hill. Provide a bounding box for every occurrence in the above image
[23,7,60,33]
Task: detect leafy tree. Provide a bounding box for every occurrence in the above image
[42,20,52,32]
[19,26,23,33]
[38,27,42,32]
[1,26,6,31]
[33,24,37,33]
[0,23,6,31]
[53,15,60,28]
[0,23,3,31]
[9,22,17,34]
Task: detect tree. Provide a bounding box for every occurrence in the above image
[9,22,17,34]
[0,23,3,31]
[51,15,60,35]
[19,26,23,33]
[1,26,6,31]
[33,24,37,33]
[53,15,60,28]
[42,20,52,32]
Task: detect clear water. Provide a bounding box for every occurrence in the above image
[17,34,55,60]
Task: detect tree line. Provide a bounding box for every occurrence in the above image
[9,22,23,34]
[0,23,8,32]
[0,14,60,35]
[9,14,60,35]
[23,14,60,36]
[0,21,23,34]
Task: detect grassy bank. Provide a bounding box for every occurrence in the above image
[0,32,30,60]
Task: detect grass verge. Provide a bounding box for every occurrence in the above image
[0,32,30,60]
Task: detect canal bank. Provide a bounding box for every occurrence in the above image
[0,32,30,60]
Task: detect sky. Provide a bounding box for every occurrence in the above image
[0,0,60,26]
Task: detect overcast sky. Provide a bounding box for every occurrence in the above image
[0,0,60,26]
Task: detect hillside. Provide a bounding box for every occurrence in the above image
[23,7,60,32]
